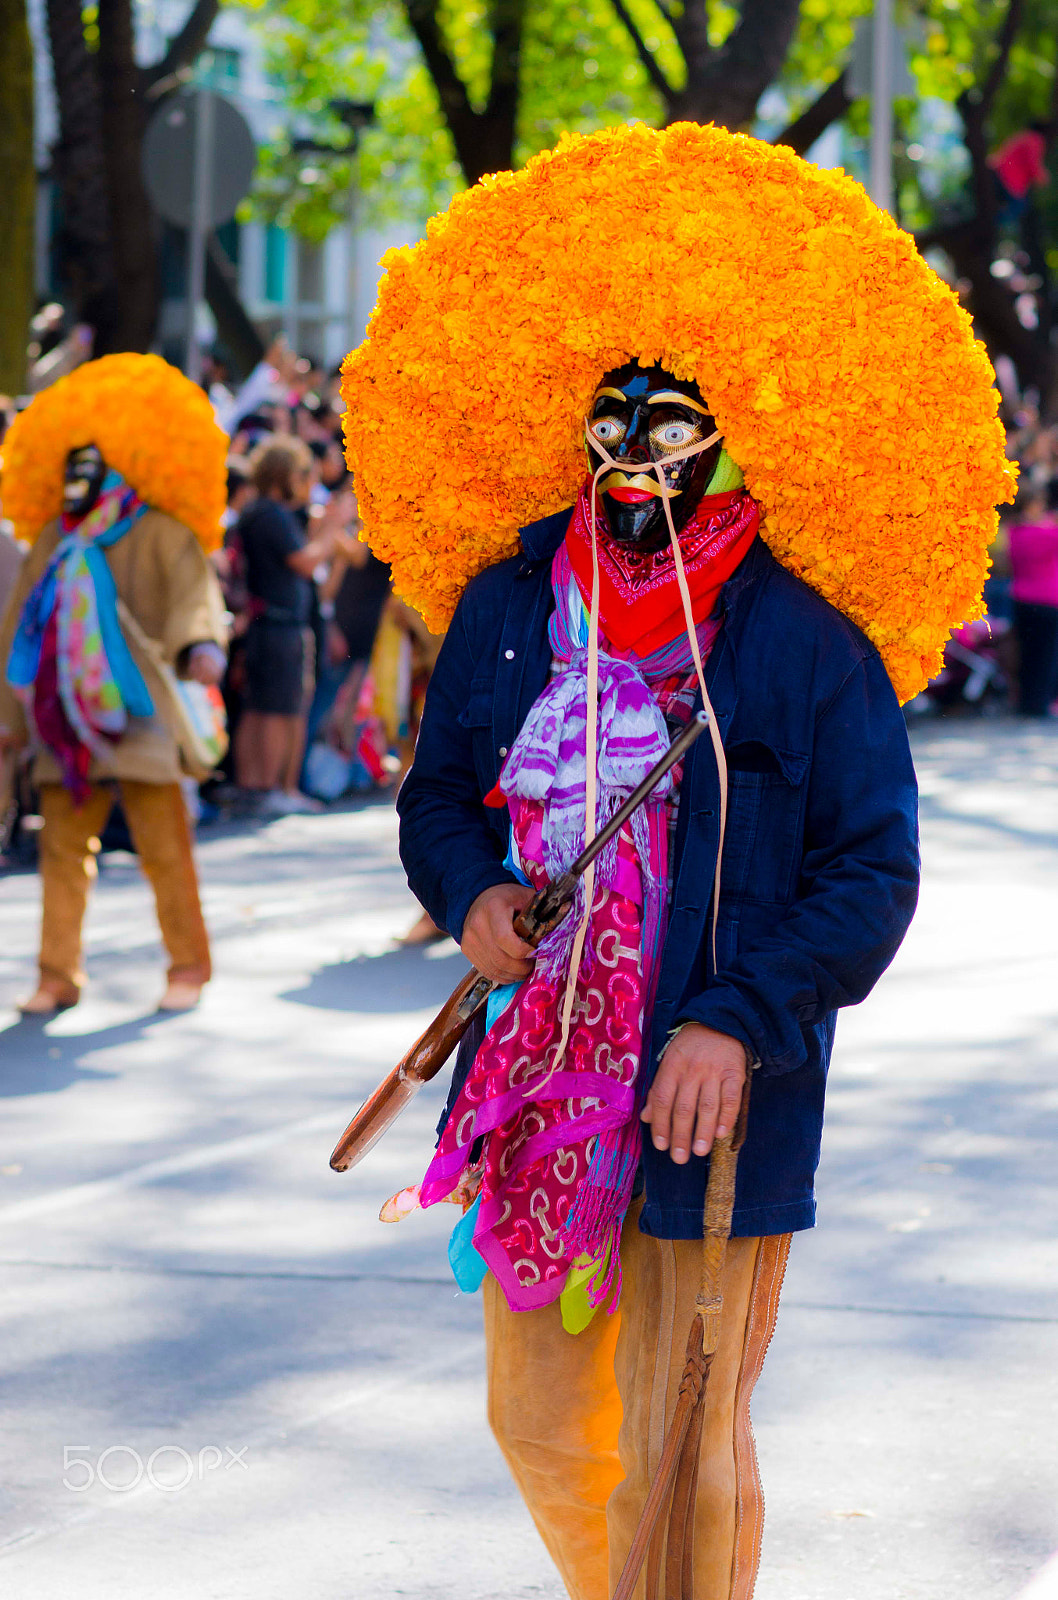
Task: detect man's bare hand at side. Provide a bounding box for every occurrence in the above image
[461,883,535,984]
[642,1023,747,1164]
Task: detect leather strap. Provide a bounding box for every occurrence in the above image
[612,1081,750,1600]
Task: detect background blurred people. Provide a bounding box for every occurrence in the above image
[989,122,1052,231]
[1008,480,1058,717]
[233,436,345,813]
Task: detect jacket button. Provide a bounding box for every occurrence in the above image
[499,746,508,757]
[504,649,516,660]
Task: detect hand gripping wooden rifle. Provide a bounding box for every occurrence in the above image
[329,710,708,1173]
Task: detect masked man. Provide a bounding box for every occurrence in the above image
[341,123,1012,1600]
[0,356,229,1014]
[395,358,919,1598]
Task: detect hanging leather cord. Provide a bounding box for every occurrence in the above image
[548,424,727,1074]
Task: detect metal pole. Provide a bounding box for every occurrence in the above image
[185,90,215,383]
[347,152,360,355]
[869,0,894,213]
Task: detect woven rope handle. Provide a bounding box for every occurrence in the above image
[695,1078,750,1348]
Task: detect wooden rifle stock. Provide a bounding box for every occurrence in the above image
[328,894,569,1172]
[329,710,708,1174]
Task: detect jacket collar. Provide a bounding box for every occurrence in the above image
[519,506,573,566]
[718,532,774,615]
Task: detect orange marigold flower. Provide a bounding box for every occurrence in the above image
[1,354,228,553]
[341,122,1016,702]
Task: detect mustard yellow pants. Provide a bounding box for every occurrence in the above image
[37,781,211,1000]
[484,1205,791,1600]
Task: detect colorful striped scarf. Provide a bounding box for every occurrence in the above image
[6,474,152,800]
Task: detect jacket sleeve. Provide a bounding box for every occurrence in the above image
[676,650,920,1074]
[396,597,516,942]
[0,534,50,741]
[151,517,229,666]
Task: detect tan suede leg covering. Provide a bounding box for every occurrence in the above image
[37,783,114,997]
[607,1227,791,1600]
[484,1269,624,1600]
[119,781,211,984]
[36,781,211,992]
[483,1207,790,1600]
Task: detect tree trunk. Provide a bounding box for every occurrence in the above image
[776,73,851,157]
[205,231,265,374]
[475,0,527,181]
[97,0,157,352]
[0,0,36,393]
[403,0,527,185]
[667,0,804,129]
[918,213,1051,395]
[45,0,120,347]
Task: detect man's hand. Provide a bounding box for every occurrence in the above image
[642,1024,746,1164]
[461,883,535,985]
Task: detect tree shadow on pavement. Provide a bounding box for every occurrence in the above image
[280,944,470,1014]
[0,1013,173,1097]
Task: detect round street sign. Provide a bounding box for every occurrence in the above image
[142,90,256,230]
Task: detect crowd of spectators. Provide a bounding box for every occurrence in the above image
[992,406,1058,719]
[0,334,448,883]
[901,400,1058,718]
[3,334,1055,851]
[204,339,411,817]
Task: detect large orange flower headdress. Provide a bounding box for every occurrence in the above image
[1,353,228,552]
[342,121,1015,702]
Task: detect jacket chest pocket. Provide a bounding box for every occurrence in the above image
[717,741,808,906]
[457,679,499,793]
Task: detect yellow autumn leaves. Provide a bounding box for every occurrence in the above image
[343,120,1015,701]
[2,354,229,553]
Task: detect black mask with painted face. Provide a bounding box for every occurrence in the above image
[63,445,107,520]
[585,363,722,550]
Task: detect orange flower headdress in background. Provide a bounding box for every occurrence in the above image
[1,353,228,553]
[342,121,1016,702]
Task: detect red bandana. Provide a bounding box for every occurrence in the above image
[566,480,760,657]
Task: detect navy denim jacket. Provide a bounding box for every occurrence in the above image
[397,510,920,1239]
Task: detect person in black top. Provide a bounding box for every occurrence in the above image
[233,437,341,812]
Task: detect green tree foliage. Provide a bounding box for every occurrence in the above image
[250,0,1058,227]
[251,0,1058,399]
[0,0,35,393]
[247,0,668,234]
[244,0,997,235]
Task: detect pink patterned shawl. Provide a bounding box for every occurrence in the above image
[418,506,724,1314]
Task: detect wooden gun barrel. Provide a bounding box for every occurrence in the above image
[329,967,493,1171]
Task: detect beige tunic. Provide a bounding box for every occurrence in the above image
[0,509,228,786]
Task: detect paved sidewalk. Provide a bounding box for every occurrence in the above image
[0,718,1055,1599]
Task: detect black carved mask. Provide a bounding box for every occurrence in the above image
[63,445,107,520]
[585,363,722,549]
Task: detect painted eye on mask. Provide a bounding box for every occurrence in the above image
[588,416,627,447]
[649,419,703,455]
